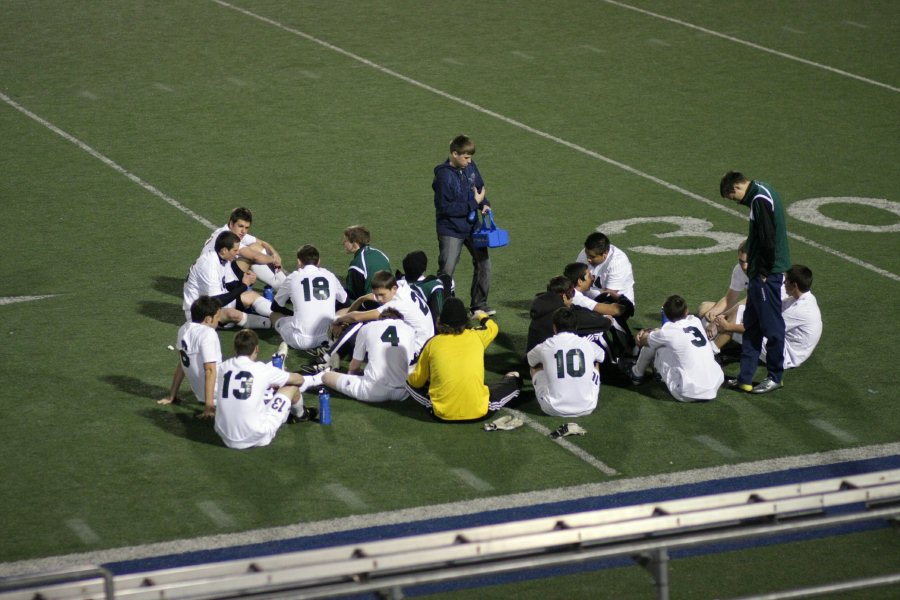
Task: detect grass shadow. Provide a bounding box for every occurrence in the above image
[139,300,184,326]
[153,275,185,297]
[138,406,223,446]
[103,375,169,401]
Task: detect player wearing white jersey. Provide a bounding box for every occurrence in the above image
[201,207,286,290]
[214,329,315,450]
[698,241,749,349]
[528,307,605,417]
[159,296,223,418]
[183,231,272,328]
[271,245,348,350]
[576,232,636,306]
[761,265,822,369]
[308,310,416,402]
[628,295,724,402]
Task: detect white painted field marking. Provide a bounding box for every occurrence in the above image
[809,419,859,444]
[225,76,247,86]
[78,90,98,100]
[7,441,897,577]
[781,26,806,35]
[153,82,175,93]
[506,409,619,476]
[580,45,606,54]
[450,468,494,492]
[598,0,900,93]
[0,92,216,231]
[648,38,671,47]
[297,69,321,80]
[0,295,56,306]
[209,1,900,283]
[197,501,236,528]
[842,20,868,29]
[65,519,100,545]
[511,50,534,61]
[693,434,740,458]
[324,483,368,511]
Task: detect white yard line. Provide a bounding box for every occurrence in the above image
[65,519,100,545]
[809,419,859,444]
[599,0,899,94]
[324,483,369,511]
[507,409,619,476]
[449,468,495,492]
[5,441,898,577]
[693,434,740,458]
[0,92,216,231]
[208,1,900,283]
[197,501,237,529]
[0,295,56,306]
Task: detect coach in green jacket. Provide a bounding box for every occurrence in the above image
[720,171,791,394]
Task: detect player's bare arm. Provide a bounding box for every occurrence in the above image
[199,362,217,419]
[158,362,185,405]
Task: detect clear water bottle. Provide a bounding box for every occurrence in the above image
[318,387,331,425]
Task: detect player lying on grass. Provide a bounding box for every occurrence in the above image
[214,329,317,450]
[159,295,223,418]
[528,306,605,418]
[202,206,286,291]
[623,294,724,403]
[270,244,347,351]
[183,230,273,329]
[406,298,521,422]
[303,309,416,403]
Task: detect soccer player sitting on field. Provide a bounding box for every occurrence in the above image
[697,240,749,351]
[159,296,223,418]
[183,230,273,329]
[526,276,611,354]
[396,250,451,327]
[714,265,822,370]
[563,261,634,361]
[528,307,605,418]
[624,295,724,403]
[201,207,286,291]
[314,270,434,372]
[341,225,391,305]
[270,244,347,351]
[303,309,416,403]
[406,298,521,422]
[214,329,317,450]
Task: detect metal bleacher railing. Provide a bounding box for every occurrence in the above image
[2,469,899,600]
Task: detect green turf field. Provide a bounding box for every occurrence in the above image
[1,0,899,595]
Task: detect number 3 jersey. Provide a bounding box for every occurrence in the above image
[214,355,291,449]
[176,321,223,403]
[646,315,723,401]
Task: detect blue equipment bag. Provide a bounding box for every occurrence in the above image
[472,211,509,248]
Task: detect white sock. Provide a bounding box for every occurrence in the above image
[252,264,286,289]
[290,396,305,417]
[300,374,323,393]
[238,313,271,329]
[251,297,273,317]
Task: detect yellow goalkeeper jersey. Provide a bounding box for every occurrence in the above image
[407,320,499,420]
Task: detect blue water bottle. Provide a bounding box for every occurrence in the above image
[263,285,274,301]
[660,307,669,325]
[318,387,332,425]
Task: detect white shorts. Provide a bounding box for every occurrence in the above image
[221,397,290,450]
[274,317,328,350]
[532,371,596,418]
[335,373,408,403]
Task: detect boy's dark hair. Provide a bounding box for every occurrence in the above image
[662,295,689,322]
[233,329,259,357]
[379,307,404,321]
[546,275,575,298]
[214,231,241,254]
[786,264,813,292]
[552,306,578,334]
[563,262,590,286]
[190,295,221,323]
[583,232,610,255]
[343,225,371,246]
[449,135,476,155]
[402,250,428,281]
[719,171,749,198]
[228,207,253,224]
[297,244,320,266]
[371,270,397,291]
